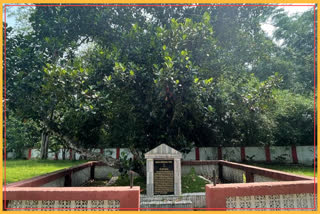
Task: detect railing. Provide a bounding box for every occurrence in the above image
[3,161,140,211]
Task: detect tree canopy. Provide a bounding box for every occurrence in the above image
[4,4,315,173]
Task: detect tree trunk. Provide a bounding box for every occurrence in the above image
[46,123,121,168]
[40,131,50,159]
[62,149,66,160]
[130,147,146,177]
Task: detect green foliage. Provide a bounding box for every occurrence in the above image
[4,5,314,170]
[270,90,314,145]
[118,152,132,176]
[5,116,40,158]
[256,9,315,93]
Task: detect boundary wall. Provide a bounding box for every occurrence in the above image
[14,145,316,165]
[4,161,140,211]
[4,160,316,210]
[204,160,316,210]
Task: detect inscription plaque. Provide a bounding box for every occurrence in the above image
[154,160,174,195]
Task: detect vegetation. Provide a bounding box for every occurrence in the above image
[111,175,147,193]
[3,160,87,184]
[4,4,315,175]
[181,167,210,193]
[112,167,209,194]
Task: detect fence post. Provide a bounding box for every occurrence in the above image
[241,147,246,162]
[213,169,216,186]
[130,171,133,188]
[291,145,298,164]
[265,146,271,163]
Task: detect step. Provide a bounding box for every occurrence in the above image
[140,193,206,208]
[141,199,193,211]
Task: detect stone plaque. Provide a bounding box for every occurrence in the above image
[145,144,182,196]
[154,160,174,195]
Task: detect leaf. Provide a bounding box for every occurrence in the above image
[182,34,187,40]
[162,45,166,50]
[181,50,187,56]
[185,18,192,25]
[194,78,199,83]
[203,12,210,23]
[204,77,213,85]
[43,68,48,74]
[132,23,138,31]
[165,56,172,61]
[130,70,135,76]
[208,105,214,112]
[175,80,179,84]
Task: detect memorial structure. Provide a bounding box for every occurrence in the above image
[144,144,182,196]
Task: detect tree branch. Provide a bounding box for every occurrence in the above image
[44,121,121,168]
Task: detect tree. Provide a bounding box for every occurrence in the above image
[4,24,55,159]
[271,8,315,93]
[4,5,314,175]
[5,116,40,158]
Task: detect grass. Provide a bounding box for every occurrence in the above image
[3,159,87,184]
[247,162,317,177]
[181,168,210,193]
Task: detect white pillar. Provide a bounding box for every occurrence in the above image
[146,158,154,196]
[174,158,181,195]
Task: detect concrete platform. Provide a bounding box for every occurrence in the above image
[141,199,193,211]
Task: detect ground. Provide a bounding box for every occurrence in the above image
[249,162,316,177]
[84,168,209,193]
[3,159,316,184]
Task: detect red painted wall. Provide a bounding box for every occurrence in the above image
[5,186,140,210]
[206,180,316,210]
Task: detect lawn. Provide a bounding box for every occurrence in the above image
[3,159,87,184]
[247,163,317,177]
